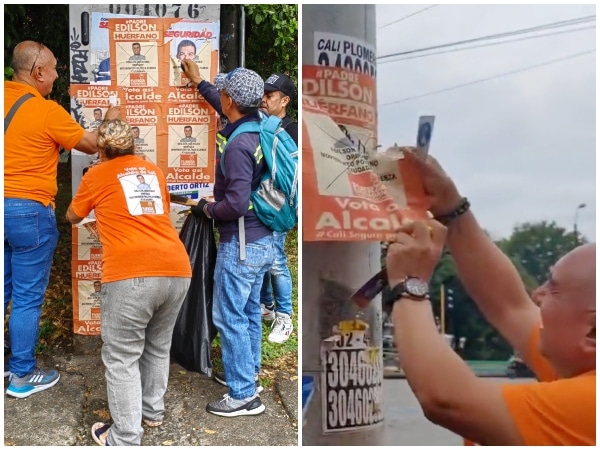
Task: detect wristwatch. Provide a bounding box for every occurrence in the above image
[386,276,430,307]
[202,202,212,219]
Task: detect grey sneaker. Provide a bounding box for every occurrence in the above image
[6,366,60,398]
[261,303,275,321]
[206,393,265,417]
[214,371,263,393]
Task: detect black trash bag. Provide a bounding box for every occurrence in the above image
[171,213,218,376]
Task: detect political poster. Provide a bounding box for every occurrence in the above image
[302,95,429,242]
[303,30,429,242]
[71,241,102,336]
[166,22,219,86]
[314,31,376,77]
[69,11,220,335]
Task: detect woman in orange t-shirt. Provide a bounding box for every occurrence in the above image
[67,119,192,446]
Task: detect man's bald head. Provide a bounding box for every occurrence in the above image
[10,41,58,97]
[554,243,596,309]
[537,242,596,377]
[12,41,49,74]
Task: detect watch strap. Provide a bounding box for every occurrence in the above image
[385,278,429,309]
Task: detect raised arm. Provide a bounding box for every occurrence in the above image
[72,106,122,155]
[404,150,540,360]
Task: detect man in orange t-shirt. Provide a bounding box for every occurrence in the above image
[383,150,595,446]
[4,40,119,399]
[67,119,192,446]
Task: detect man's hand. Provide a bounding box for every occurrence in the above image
[386,219,447,285]
[402,149,463,217]
[181,59,203,87]
[190,199,210,219]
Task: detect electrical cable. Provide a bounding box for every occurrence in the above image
[379,5,438,30]
[380,25,595,64]
[379,49,595,106]
[378,15,595,60]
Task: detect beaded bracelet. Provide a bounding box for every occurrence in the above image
[434,197,470,225]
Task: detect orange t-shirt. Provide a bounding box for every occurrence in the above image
[70,155,191,283]
[4,81,85,207]
[500,327,596,445]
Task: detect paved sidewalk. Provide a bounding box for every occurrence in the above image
[4,341,298,446]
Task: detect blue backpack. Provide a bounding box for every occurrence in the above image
[221,112,299,234]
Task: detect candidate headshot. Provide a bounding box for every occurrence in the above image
[136,175,151,190]
[132,126,145,145]
[179,125,197,143]
[129,42,146,61]
[177,40,197,61]
[90,108,103,128]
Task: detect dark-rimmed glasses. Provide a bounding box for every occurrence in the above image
[30,42,44,76]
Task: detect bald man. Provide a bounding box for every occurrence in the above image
[5,41,120,399]
[382,150,595,446]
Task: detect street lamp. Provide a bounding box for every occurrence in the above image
[574,203,586,239]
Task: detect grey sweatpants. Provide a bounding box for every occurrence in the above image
[100,276,190,446]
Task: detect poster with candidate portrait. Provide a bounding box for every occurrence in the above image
[165,21,219,86]
[70,9,220,335]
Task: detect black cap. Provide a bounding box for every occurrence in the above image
[264,73,296,98]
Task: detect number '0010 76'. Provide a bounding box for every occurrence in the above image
[108,5,206,19]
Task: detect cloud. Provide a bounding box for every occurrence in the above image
[376,4,596,240]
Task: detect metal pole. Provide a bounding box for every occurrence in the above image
[573,203,586,237]
[302,5,383,446]
[440,284,445,335]
[239,6,246,67]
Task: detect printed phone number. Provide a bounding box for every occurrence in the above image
[325,385,384,430]
[323,348,384,431]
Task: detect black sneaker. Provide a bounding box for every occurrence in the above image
[206,393,265,417]
[213,372,263,393]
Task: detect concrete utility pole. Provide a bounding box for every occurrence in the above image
[302,5,384,446]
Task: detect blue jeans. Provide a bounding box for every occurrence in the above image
[260,231,293,315]
[4,199,59,377]
[212,234,274,399]
[101,277,190,446]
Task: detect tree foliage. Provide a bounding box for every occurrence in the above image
[4,5,71,108]
[243,4,298,119]
[497,221,584,285]
[428,252,515,361]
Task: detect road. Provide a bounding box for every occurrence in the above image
[383,377,535,445]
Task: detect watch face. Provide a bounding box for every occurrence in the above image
[405,277,429,297]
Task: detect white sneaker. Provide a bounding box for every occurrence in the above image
[268,312,293,344]
[261,303,275,322]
